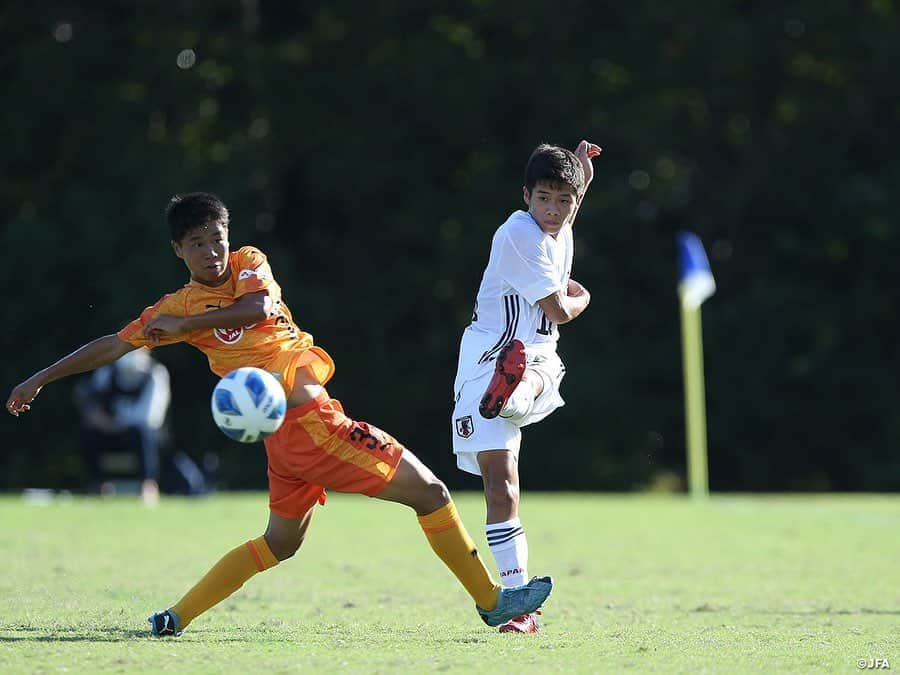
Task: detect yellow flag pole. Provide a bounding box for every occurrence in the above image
[680,304,709,498]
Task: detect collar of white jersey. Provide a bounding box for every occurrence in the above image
[511,209,569,240]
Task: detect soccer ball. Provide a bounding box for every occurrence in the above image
[211,367,287,443]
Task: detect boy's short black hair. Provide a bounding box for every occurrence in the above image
[525,144,586,196]
[166,192,230,242]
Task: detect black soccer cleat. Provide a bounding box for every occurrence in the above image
[148,609,182,637]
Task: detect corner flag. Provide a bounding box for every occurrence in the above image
[677,233,715,498]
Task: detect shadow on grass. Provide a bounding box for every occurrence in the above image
[762,608,900,616]
[0,626,314,643]
[0,627,150,642]
[686,604,900,616]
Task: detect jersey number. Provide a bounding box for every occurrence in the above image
[537,313,555,336]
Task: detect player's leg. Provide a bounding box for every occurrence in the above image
[375,449,448,514]
[513,350,567,427]
[454,372,529,583]
[263,509,316,560]
[266,393,498,605]
[376,449,501,611]
[149,480,323,637]
[478,449,522,533]
[478,451,530,596]
[455,361,551,633]
[477,449,539,633]
[376,448,551,625]
[497,370,543,421]
[79,426,104,494]
[267,393,551,625]
[482,356,565,633]
[453,371,530,577]
[133,425,161,505]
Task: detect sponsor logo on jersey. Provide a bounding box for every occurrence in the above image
[238,268,270,281]
[213,327,244,344]
[455,415,474,438]
[213,322,259,345]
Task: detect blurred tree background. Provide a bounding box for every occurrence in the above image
[2,1,899,492]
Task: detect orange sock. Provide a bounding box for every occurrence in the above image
[418,501,500,610]
[171,536,279,628]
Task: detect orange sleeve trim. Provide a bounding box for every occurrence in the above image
[294,347,336,386]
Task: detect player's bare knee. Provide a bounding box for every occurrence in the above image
[271,538,303,561]
[433,478,451,506]
[420,478,450,513]
[264,530,304,561]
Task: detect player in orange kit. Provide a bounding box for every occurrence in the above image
[6,192,552,636]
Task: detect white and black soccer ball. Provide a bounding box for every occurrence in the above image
[211,367,287,443]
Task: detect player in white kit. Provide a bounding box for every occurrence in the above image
[451,140,601,633]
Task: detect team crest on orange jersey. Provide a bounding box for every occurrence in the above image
[214,327,244,344]
[455,415,474,438]
[214,323,259,344]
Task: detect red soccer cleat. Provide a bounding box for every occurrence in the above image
[479,339,526,419]
[498,611,541,634]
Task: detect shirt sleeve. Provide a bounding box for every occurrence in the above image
[116,293,188,349]
[496,231,563,305]
[234,246,281,302]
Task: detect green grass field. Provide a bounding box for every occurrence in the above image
[1,492,898,673]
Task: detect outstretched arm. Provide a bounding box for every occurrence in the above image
[6,334,137,416]
[571,139,602,227]
[141,291,271,344]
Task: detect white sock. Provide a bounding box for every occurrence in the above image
[486,517,529,587]
[499,386,535,422]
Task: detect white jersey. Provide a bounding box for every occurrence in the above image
[455,210,572,387]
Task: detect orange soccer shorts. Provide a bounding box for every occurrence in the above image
[264,393,406,519]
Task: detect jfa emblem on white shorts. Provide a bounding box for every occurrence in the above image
[455,415,474,438]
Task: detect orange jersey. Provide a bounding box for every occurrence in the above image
[118,246,334,395]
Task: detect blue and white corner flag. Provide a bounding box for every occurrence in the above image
[677,232,716,310]
[677,231,715,498]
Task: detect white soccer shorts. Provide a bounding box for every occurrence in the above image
[451,347,566,476]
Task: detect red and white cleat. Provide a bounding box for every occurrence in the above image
[498,611,541,634]
[479,339,527,419]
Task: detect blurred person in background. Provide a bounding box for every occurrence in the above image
[74,348,170,505]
